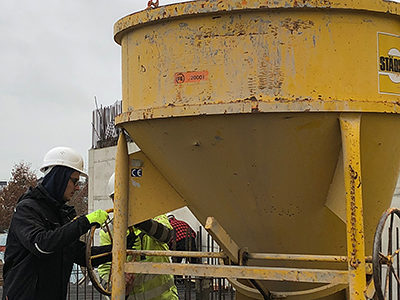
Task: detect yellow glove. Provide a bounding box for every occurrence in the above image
[86,209,108,226]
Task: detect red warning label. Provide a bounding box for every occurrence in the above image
[174,71,209,84]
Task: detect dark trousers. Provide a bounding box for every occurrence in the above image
[173,237,200,264]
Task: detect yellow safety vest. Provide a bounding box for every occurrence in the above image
[98,215,178,300]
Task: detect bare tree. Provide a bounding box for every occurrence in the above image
[0,163,88,232]
[0,162,37,232]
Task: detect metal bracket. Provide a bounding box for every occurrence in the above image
[205,216,240,264]
[239,247,249,266]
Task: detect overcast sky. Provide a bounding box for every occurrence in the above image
[0,0,187,180]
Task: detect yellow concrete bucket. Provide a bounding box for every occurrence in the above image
[112,1,400,299]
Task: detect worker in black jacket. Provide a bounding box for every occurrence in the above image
[2,146,120,300]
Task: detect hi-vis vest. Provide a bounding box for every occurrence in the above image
[98,215,178,300]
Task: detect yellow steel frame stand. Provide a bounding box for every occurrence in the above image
[340,113,367,299]
[112,133,129,300]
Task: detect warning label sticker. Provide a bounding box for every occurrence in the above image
[378,32,400,95]
[174,71,208,84]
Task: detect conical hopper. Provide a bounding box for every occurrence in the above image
[121,113,400,255]
[113,1,400,298]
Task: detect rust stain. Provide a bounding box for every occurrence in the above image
[247,75,257,96]
[274,97,313,103]
[272,66,283,90]
[268,23,279,38]
[320,0,333,7]
[349,164,361,269]
[258,58,269,90]
[141,109,154,120]
[281,18,314,34]
[294,0,332,7]
[251,104,259,113]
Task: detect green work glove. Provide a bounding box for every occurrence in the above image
[86,209,108,227]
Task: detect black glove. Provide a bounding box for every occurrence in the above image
[126,230,137,249]
[90,244,112,267]
[135,219,174,243]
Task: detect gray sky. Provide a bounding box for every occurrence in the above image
[0,0,187,180]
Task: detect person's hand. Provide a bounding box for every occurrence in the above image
[125,273,135,284]
[126,230,137,249]
[125,273,135,294]
[86,209,108,227]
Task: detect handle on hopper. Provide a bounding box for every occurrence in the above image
[85,208,114,296]
[85,208,137,296]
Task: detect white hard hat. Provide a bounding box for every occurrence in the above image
[40,146,88,177]
[107,173,115,198]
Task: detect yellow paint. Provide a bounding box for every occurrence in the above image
[112,134,129,300]
[127,151,186,225]
[120,113,400,257]
[325,149,346,223]
[113,1,400,298]
[339,114,366,299]
[205,217,240,264]
[115,1,400,117]
[124,262,349,284]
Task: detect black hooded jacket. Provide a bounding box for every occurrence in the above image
[2,172,111,300]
